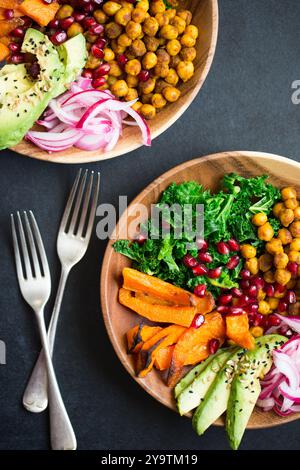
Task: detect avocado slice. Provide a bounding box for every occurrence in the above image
[226,334,287,450]
[174,355,216,399]
[177,349,233,416]
[192,348,245,436]
[0,64,33,95]
[56,33,87,96]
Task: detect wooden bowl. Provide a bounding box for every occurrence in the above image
[12,0,218,164]
[101,150,300,429]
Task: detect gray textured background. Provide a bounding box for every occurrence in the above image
[0,0,300,450]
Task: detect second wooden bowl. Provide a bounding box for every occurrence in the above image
[12,0,219,163]
[101,150,300,429]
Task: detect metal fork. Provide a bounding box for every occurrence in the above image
[23,169,100,413]
[11,211,76,450]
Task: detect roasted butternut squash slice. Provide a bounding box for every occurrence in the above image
[226,313,255,350]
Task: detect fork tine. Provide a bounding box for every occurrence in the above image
[84,172,100,241]
[16,211,32,279]
[59,168,82,232]
[29,211,50,278]
[68,169,88,235]
[24,211,41,278]
[77,171,93,237]
[11,214,25,281]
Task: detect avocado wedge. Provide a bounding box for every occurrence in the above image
[174,354,216,399]
[226,334,286,450]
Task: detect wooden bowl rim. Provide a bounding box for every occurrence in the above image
[11,0,219,164]
[101,150,300,430]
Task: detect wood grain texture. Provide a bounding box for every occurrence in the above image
[12,0,219,164]
[101,151,300,429]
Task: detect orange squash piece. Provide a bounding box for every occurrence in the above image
[0,17,23,36]
[154,346,174,370]
[126,324,162,353]
[0,0,22,8]
[226,313,255,350]
[122,268,215,314]
[119,288,197,327]
[0,36,10,46]
[19,0,60,27]
[135,291,172,306]
[167,311,226,387]
[0,41,9,60]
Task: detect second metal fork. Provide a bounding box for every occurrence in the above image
[23,169,100,413]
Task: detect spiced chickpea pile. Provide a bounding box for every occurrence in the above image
[81,0,198,120]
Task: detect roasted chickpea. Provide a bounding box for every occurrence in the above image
[160,24,178,40]
[150,0,165,15]
[108,60,123,77]
[132,100,142,112]
[121,1,134,9]
[166,39,181,56]
[93,9,107,24]
[274,252,289,269]
[180,46,196,62]
[140,103,156,119]
[165,8,176,20]
[258,253,273,272]
[177,10,192,25]
[286,279,296,289]
[111,39,126,54]
[84,31,98,44]
[131,7,147,23]
[151,93,167,109]
[240,244,256,259]
[155,12,169,27]
[67,22,83,38]
[142,51,158,69]
[281,186,297,200]
[273,202,285,218]
[126,73,139,87]
[156,48,171,64]
[106,22,123,39]
[165,68,179,86]
[252,212,268,226]
[279,209,295,227]
[257,288,266,301]
[118,33,132,47]
[107,75,117,86]
[274,269,291,286]
[144,35,160,52]
[285,198,299,210]
[139,77,156,94]
[125,58,141,76]
[162,86,181,102]
[154,62,169,78]
[290,238,300,251]
[155,79,169,94]
[103,1,121,16]
[245,257,259,275]
[268,297,279,310]
[177,60,194,82]
[185,24,199,39]
[110,79,129,97]
[56,4,74,19]
[158,37,167,47]
[290,221,300,237]
[126,20,142,39]
[114,6,131,25]
[180,33,196,47]
[169,54,181,68]
[278,228,293,245]
[264,270,275,284]
[141,93,153,104]
[103,47,115,62]
[85,54,101,69]
[250,326,264,338]
[137,0,149,11]
[265,238,283,255]
[258,300,271,315]
[143,17,159,36]
[258,222,274,241]
[288,250,300,263]
[128,39,146,57]
[170,15,186,34]
[125,87,138,102]
[294,207,300,220]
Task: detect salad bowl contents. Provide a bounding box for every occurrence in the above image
[0,0,218,162]
[101,151,300,449]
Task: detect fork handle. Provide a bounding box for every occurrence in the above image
[36,308,76,450]
[23,267,70,413]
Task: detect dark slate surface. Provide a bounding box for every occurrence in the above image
[0,0,300,450]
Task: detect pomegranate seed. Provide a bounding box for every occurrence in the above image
[22,16,32,28]
[89,23,104,35]
[136,233,146,245]
[240,269,251,280]
[216,305,229,314]
[247,312,255,326]
[93,63,110,78]
[231,287,243,298]
[226,255,240,270]
[240,279,250,290]
[285,290,296,304]
[60,16,74,30]
[73,11,86,22]
[192,264,208,276]
[208,338,220,355]
[198,252,213,263]
[287,261,298,277]
[28,62,40,79]
[10,53,25,64]
[48,19,59,29]
[251,276,265,290]
[227,238,240,251]
[50,30,67,45]
[91,44,104,58]
[216,241,230,255]
[246,285,258,298]
[92,77,106,88]
[248,303,259,314]
[194,284,207,298]
[227,307,244,316]
[82,68,93,79]
[265,284,275,297]
[96,38,107,49]
[117,53,128,66]
[268,314,281,327]
[207,267,222,279]
[10,27,25,38]
[274,282,286,294]
[253,313,264,326]
[279,325,289,335]
[138,69,150,82]
[82,16,96,29]
[191,313,205,328]
[218,294,232,305]
[8,42,20,53]
[236,294,250,307]
[278,300,287,313]
[195,238,208,251]
[4,8,14,19]
[183,254,198,268]
[83,2,94,13]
